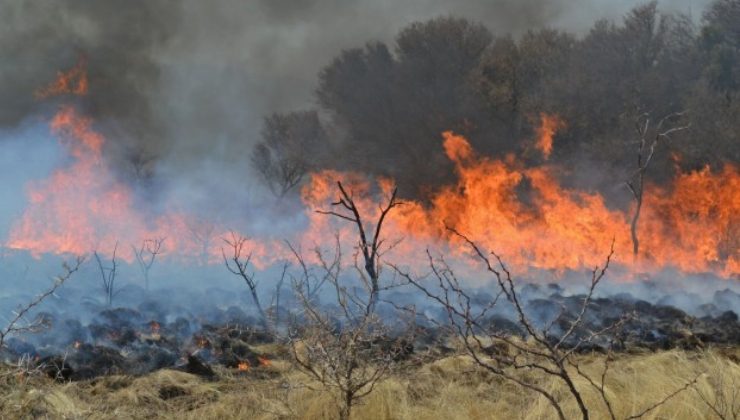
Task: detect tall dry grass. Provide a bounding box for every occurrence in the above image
[1,349,737,419]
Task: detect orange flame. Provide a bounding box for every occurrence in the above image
[34,58,88,99]
[4,63,738,280]
[301,132,738,278]
[5,105,253,264]
[237,361,250,371]
[258,356,271,367]
[534,113,565,160]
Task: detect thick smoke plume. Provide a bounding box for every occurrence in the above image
[0,0,711,177]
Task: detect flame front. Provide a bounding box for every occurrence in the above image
[302,131,739,277]
[4,62,739,279]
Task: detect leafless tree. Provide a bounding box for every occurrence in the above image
[252,110,328,198]
[393,228,697,420]
[269,262,290,332]
[94,243,120,306]
[287,237,410,420]
[285,241,329,301]
[222,232,269,331]
[316,180,402,314]
[0,257,84,349]
[132,237,165,290]
[625,111,690,257]
[186,219,217,265]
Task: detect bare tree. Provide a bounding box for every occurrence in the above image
[287,238,410,420]
[269,262,290,332]
[316,181,402,314]
[393,228,697,420]
[625,111,690,257]
[285,241,329,301]
[94,243,120,307]
[222,232,269,331]
[252,110,328,198]
[0,257,84,349]
[132,237,165,290]
[186,219,216,265]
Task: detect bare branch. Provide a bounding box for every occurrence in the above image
[0,257,85,349]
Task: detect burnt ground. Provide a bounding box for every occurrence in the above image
[1,285,738,382]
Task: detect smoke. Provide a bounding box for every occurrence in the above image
[0,0,712,179]
[0,122,62,240]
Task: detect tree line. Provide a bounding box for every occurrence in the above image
[252,0,740,201]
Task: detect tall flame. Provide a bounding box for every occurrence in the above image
[301,131,738,278]
[4,62,739,280]
[534,113,565,160]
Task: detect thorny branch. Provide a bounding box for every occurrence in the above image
[0,257,84,349]
[392,227,697,420]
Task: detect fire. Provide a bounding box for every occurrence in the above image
[7,105,136,257]
[149,321,161,333]
[196,337,210,349]
[534,113,565,160]
[258,356,271,367]
[7,63,243,264]
[34,58,88,99]
[4,61,739,280]
[237,361,250,371]
[300,131,739,278]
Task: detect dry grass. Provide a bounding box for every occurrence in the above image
[1,348,738,419]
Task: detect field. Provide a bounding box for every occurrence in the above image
[2,347,738,420]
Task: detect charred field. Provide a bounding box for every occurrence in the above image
[1,0,740,419]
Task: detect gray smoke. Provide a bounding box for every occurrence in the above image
[0,0,711,178]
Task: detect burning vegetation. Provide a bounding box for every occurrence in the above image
[1,1,739,419]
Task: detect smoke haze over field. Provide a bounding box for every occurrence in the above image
[0,0,712,173]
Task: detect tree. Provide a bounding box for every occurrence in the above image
[316,181,402,314]
[553,3,698,175]
[475,29,574,155]
[94,243,120,307]
[287,236,410,420]
[252,110,328,198]
[625,112,689,257]
[392,228,698,420]
[132,237,165,290]
[222,232,269,331]
[316,18,494,198]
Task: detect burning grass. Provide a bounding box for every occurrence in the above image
[0,348,737,419]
